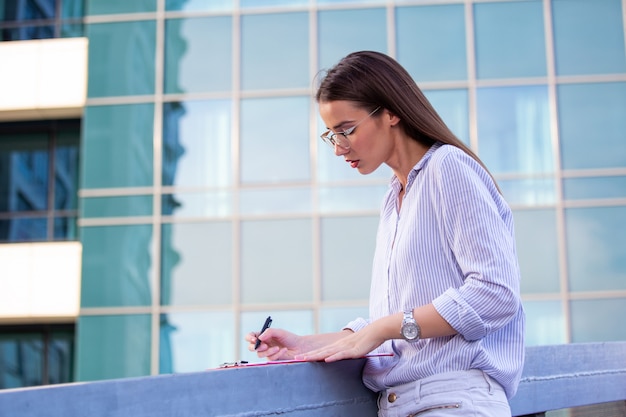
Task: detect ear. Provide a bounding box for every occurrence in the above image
[384,109,401,127]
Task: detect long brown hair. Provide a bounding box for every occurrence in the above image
[315,51,496,185]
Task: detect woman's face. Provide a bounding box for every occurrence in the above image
[318,100,393,175]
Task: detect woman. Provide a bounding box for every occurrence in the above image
[246,51,525,417]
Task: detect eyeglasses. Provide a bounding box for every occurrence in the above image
[320,106,381,149]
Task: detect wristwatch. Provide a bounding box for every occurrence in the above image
[401,310,421,341]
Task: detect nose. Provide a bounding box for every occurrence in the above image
[334,143,349,156]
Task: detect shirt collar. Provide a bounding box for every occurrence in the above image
[390,142,443,192]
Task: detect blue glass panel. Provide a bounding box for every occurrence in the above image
[76,314,151,381]
[241,219,313,304]
[240,97,310,184]
[160,222,232,306]
[164,17,232,94]
[0,217,47,243]
[82,104,154,188]
[571,298,626,343]
[318,184,388,214]
[397,5,466,82]
[240,187,311,216]
[523,300,566,346]
[423,89,469,144]
[552,0,626,76]
[513,209,560,294]
[241,0,307,7]
[557,82,626,170]
[0,333,43,388]
[81,225,154,307]
[61,0,84,18]
[499,178,557,206]
[87,21,156,97]
[563,176,626,200]
[0,25,55,41]
[160,311,235,374]
[86,0,156,15]
[241,13,309,90]
[321,216,378,301]
[0,0,56,21]
[165,0,232,12]
[474,1,546,79]
[317,0,381,4]
[566,206,626,292]
[319,306,368,333]
[53,216,77,240]
[81,195,153,218]
[477,85,553,174]
[162,192,232,218]
[54,129,80,211]
[318,8,387,71]
[163,100,231,187]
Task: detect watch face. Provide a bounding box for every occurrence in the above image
[402,323,419,340]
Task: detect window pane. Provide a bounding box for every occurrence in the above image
[82,104,154,188]
[163,100,232,187]
[76,314,151,381]
[0,217,47,243]
[513,209,560,294]
[240,187,312,216]
[53,216,77,240]
[0,25,55,41]
[85,0,156,15]
[552,0,626,76]
[319,306,368,333]
[241,0,307,7]
[81,225,154,307]
[240,97,310,184]
[499,178,557,206]
[423,89,469,144]
[61,0,84,19]
[241,13,309,90]
[477,85,552,174]
[87,21,156,97]
[571,298,626,343]
[557,82,626,170]
[241,219,313,304]
[0,333,43,388]
[0,0,56,21]
[48,330,74,385]
[162,192,232,218]
[566,206,626,292]
[161,222,232,306]
[165,0,233,12]
[318,8,387,71]
[164,17,232,94]
[160,311,234,373]
[54,129,80,211]
[563,176,626,201]
[318,185,387,214]
[397,5,466,82]
[523,300,566,346]
[80,195,153,218]
[474,1,546,79]
[321,216,377,301]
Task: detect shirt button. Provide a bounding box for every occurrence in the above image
[388,393,397,403]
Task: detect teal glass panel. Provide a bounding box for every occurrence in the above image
[523,300,566,346]
[87,21,156,97]
[563,176,626,200]
[557,82,626,170]
[162,192,232,218]
[321,216,378,301]
[513,209,560,294]
[396,5,466,82]
[54,129,80,211]
[318,184,388,213]
[54,216,77,240]
[241,219,313,304]
[565,206,626,292]
[86,0,156,15]
[60,23,84,38]
[241,13,309,90]
[474,1,546,79]
[552,0,626,76]
[241,0,307,7]
[47,329,74,385]
[499,178,557,206]
[571,298,626,343]
[477,86,553,175]
[240,310,314,363]
[423,89,469,144]
[76,314,151,381]
[82,104,154,189]
[161,222,232,306]
[0,218,47,243]
[319,306,369,333]
[0,333,42,388]
[166,0,232,12]
[318,8,387,71]
[62,0,84,18]
[81,225,153,307]
[164,17,232,94]
[81,195,153,218]
[239,187,312,216]
[160,311,235,373]
[240,97,310,184]
[163,100,231,187]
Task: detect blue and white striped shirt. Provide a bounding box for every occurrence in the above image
[346,143,525,399]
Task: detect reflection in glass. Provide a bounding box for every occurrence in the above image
[477,86,552,175]
[557,82,626,170]
[565,206,626,292]
[318,8,387,71]
[161,222,232,306]
[563,176,626,201]
[319,306,368,333]
[318,185,388,214]
[54,216,77,240]
[54,129,80,211]
[523,300,565,346]
[81,225,154,307]
[85,0,157,15]
[166,0,232,12]
[571,298,626,343]
[424,89,469,144]
[498,178,556,206]
[163,100,232,188]
[81,195,152,218]
[0,25,55,41]
[241,0,307,7]
[396,5,466,82]
[76,314,151,381]
[162,192,232,218]
[321,216,377,301]
[160,311,234,373]
[240,97,310,184]
[240,187,311,216]
[164,17,232,94]
[241,219,313,304]
[0,218,47,243]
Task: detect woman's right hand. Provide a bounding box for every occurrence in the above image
[245,328,305,361]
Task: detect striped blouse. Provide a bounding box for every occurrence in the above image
[345,143,526,399]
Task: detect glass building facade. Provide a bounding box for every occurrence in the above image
[1,0,625,385]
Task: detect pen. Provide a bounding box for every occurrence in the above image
[254,316,272,350]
